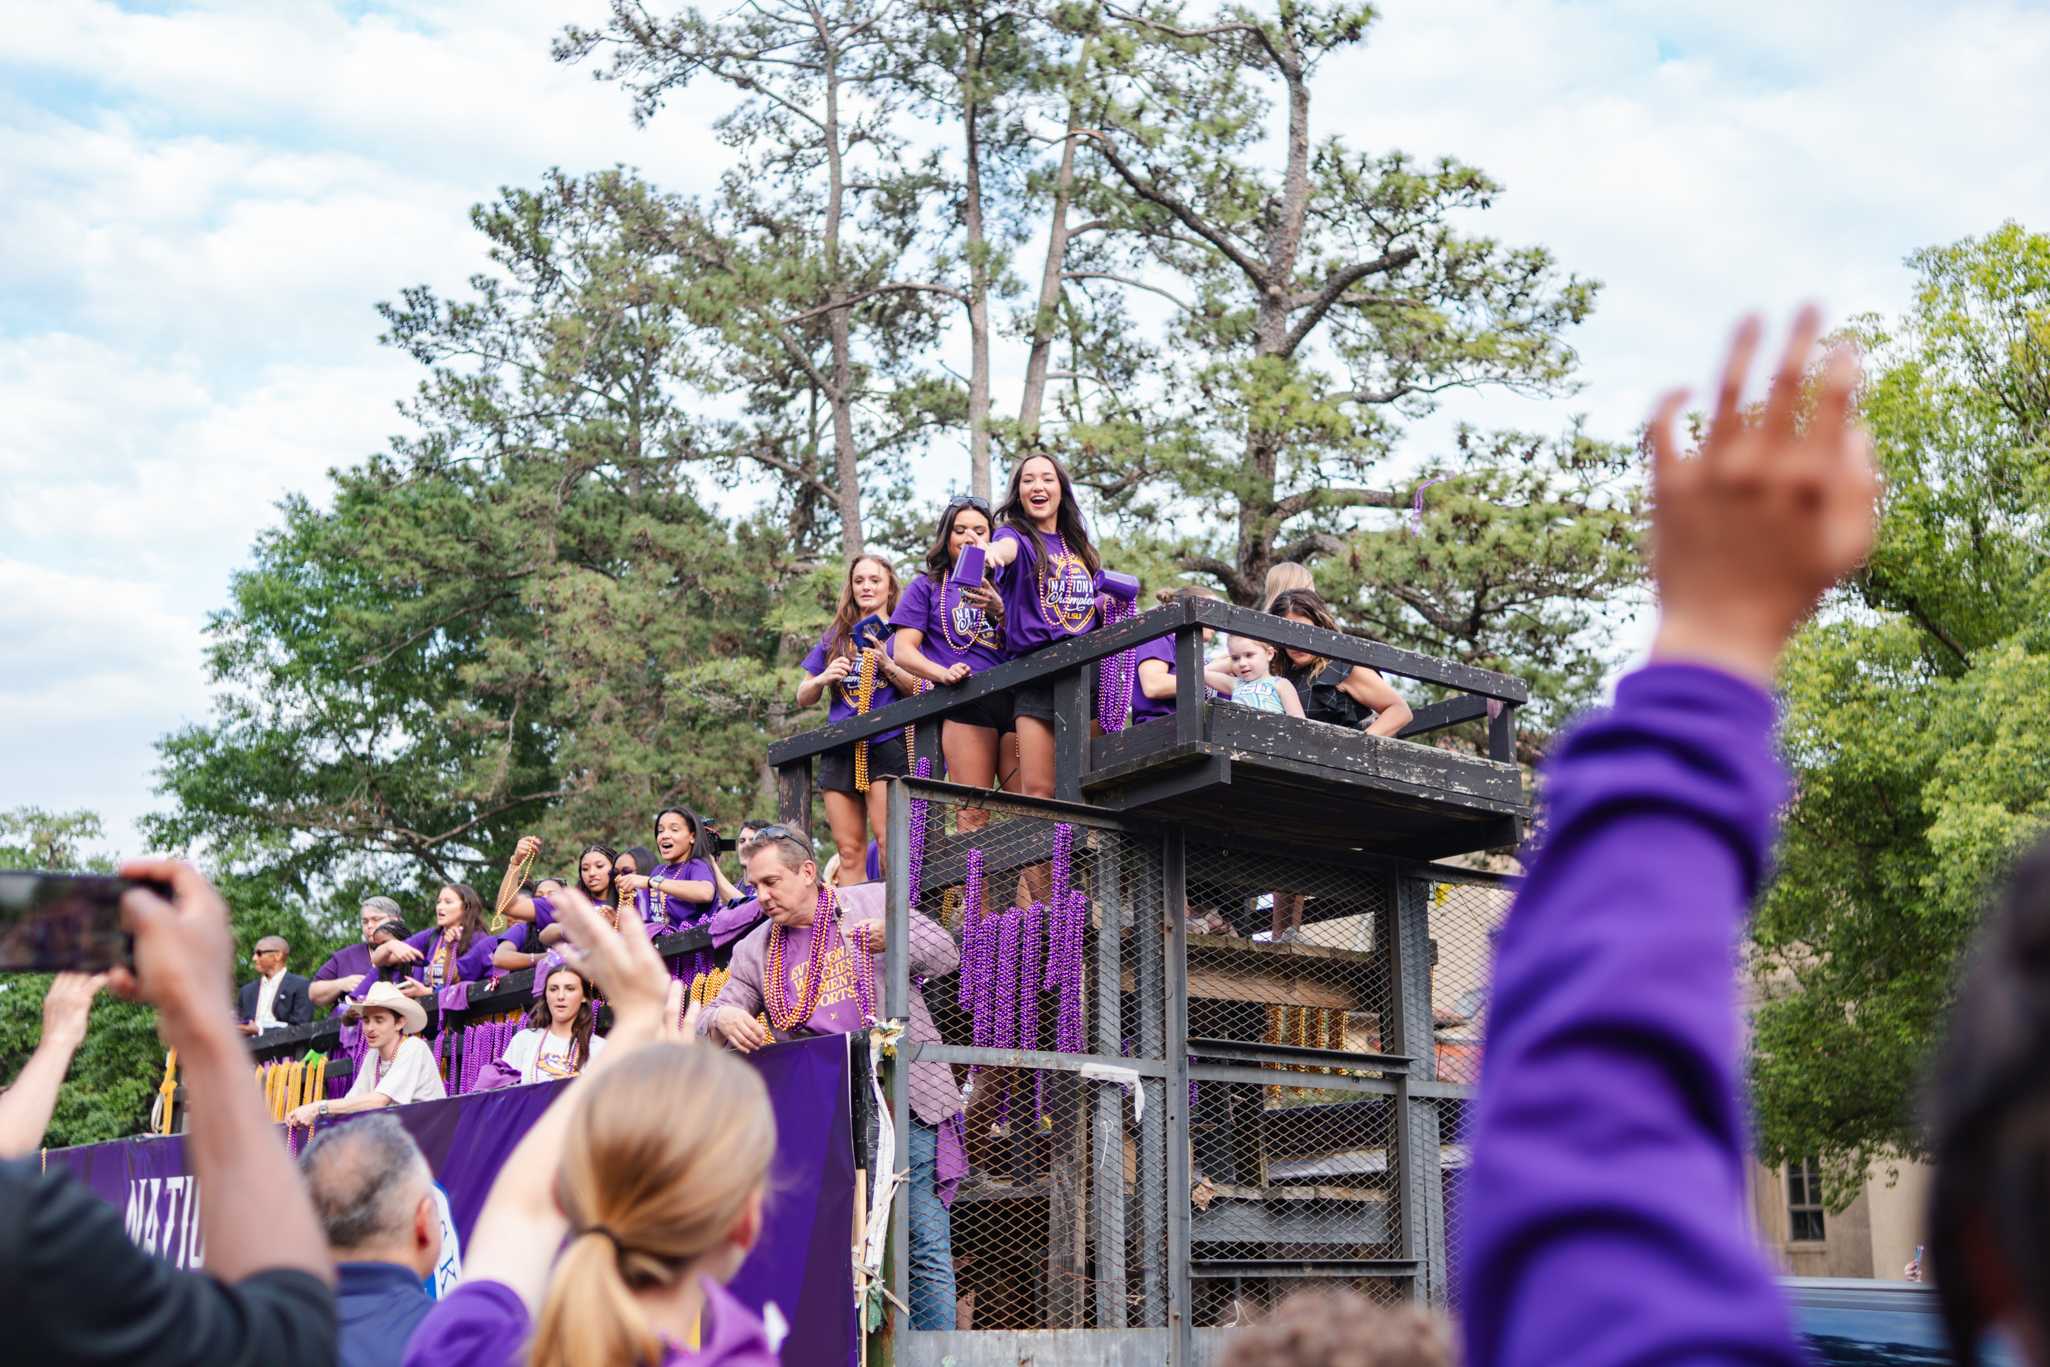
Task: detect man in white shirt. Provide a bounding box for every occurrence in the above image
[236,936,312,1036]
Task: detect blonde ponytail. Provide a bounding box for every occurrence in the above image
[528,1045,777,1367]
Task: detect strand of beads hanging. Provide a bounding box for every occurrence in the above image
[1053,888,1089,1054]
[958,847,985,1015]
[850,646,882,793]
[1033,533,1098,635]
[1019,899,1047,1128]
[763,882,838,1032]
[1096,593,1138,732]
[1043,824,1076,992]
[906,756,932,912]
[850,919,879,1024]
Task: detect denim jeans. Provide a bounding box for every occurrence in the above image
[907,1119,958,1330]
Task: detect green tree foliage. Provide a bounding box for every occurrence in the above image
[1750,222,2050,1204]
[147,174,830,907]
[0,808,162,1147]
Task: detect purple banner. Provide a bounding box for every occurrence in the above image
[49,1033,859,1367]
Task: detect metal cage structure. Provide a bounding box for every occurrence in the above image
[765,598,1529,1367]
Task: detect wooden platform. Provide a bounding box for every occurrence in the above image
[1086,705,1527,860]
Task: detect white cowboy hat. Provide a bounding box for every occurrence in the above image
[344,979,428,1036]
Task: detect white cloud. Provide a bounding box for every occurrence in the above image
[8,0,2050,856]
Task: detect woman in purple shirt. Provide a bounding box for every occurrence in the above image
[1460,310,1881,1367]
[797,554,925,884]
[893,496,1016,823]
[374,883,495,996]
[983,453,1105,799]
[618,808,729,934]
[403,888,778,1367]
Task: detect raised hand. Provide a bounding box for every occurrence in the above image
[512,835,542,865]
[111,859,238,1047]
[548,885,685,1046]
[1646,307,1882,684]
[41,972,106,1054]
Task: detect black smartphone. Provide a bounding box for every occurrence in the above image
[0,871,160,973]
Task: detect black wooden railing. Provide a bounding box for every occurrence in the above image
[766,597,1527,817]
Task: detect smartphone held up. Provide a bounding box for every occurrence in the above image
[0,871,161,973]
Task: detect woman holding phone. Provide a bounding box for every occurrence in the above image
[892,496,1014,826]
[983,454,1105,800]
[797,555,924,885]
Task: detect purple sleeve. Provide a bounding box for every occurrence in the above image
[800,635,829,675]
[890,575,932,631]
[405,929,436,955]
[1457,664,1802,1367]
[312,951,345,983]
[400,1278,527,1367]
[531,894,555,931]
[455,935,500,982]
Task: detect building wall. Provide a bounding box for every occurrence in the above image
[1749,1156,1931,1280]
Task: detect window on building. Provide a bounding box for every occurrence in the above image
[1787,1158,1826,1243]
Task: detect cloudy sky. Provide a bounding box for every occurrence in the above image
[6,0,2050,857]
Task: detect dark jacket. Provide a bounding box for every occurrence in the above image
[237,971,314,1030]
[335,1261,432,1367]
[0,1160,336,1366]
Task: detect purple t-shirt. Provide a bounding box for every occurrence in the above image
[891,571,1006,672]
[313,942,376,1016]
[802,629,906,744]
[638,858,720,931]
[1131,635,1178,723]
[1458,664,1804,1366]
[991,526,1101,655]
[401,1274,776,1367]
[403,927,496,987]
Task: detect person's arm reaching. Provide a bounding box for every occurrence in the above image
[0,973,104,1158]
[1458,311,1880,1367]
[452,890,692,1311]
[114,858,336,1289]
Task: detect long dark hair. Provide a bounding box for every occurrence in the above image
[824,554,902,660]
[526,965,597,1073]
[576,843,619,908]
[1267,587,1342,678]
[924,497,995,583]
[440,883,489,960]
[652,809,713,869]
[996,453,1100,578]
[1927,836,2050,1363]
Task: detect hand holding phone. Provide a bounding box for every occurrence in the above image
[110,858,239,1047]
[0,871,153,974]
[853,613,889,649]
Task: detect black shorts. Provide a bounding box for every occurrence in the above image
[817,733,909,794]
[945,691,1017,735]
[1011,679,1056,724]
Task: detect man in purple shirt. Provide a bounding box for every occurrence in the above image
[1459,311,1880,1367]
[311,896,404,1015]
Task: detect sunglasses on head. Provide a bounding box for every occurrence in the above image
[946,495,993,515]
[745,824,814,853]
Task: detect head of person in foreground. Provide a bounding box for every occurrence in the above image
[531,1043,776,1367]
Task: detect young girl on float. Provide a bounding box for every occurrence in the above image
[403,890,778,1367]
[982,454,1108,799]
[891,496,1016,827]
[1265,588,1414,736]
[619,808,734,933]
[374,883,496,997]
[796,554,926,883]
[1220,634,1305,717]
[495,964,607,1084]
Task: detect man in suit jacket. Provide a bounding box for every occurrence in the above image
[237,936,313,1035]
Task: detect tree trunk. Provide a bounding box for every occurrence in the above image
[962,29,993,502]
[1017,43,1090,441]
[818,7,864,552]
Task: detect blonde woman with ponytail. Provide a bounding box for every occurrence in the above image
[401,888,778,1367]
